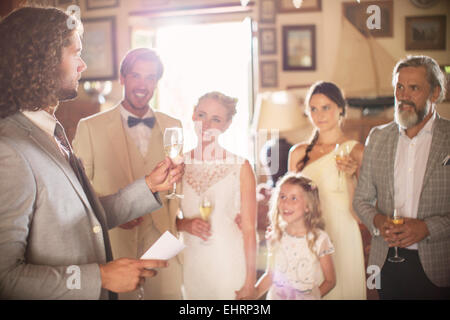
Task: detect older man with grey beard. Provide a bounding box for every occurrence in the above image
[353,55,450,299]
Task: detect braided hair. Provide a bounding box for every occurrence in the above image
[296,81,346,172]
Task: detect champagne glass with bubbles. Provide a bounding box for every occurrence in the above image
[163,127,184,199]
[199,195,213,245]
[334,144,350,192]
[388,208,406,263]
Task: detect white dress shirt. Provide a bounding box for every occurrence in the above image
[394,112,435,250]
[120,104,154,158]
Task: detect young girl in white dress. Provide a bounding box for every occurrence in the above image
[252,173,336,300]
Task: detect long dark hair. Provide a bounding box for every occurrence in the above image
[296,81,346,172]
[0,7,81,118]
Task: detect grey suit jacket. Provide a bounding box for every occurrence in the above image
[0,112,162,299]
[353,114,450,287]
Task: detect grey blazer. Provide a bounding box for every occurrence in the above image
[353,114,450,287]
[0,112,162,299]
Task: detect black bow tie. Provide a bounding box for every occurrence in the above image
[127,116,156,128]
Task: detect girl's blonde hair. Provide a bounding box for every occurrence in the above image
[268,172,325,257]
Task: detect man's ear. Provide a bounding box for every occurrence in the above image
[119,74,125,86]
[430,85,441,103]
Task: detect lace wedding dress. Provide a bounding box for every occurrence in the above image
[180,156,246,299]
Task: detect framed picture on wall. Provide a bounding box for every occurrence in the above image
[80,17,117,81]
[86,0,119,10]
[277,0,321,13]
[260,61,278,88]
[259,0,276,23]
[54,0,79,7]
[282,25,316,71]
[259,28,277,55]
[405,15,446,50]
[343,0,393,37]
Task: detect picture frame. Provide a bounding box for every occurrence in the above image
[282,25,316,71]
[259,28,277,55]
[342,0,393,37]
[405,15,446,50]
[260,61,278,88]
[54,0,79,7]
[277,0,321,13]
[80,17,118,81]
[86,0,119,10]
[259,0,276,24]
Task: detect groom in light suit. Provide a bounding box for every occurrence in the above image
[353,55,450,299]
[73,48,183,299]
[0,7,184,299]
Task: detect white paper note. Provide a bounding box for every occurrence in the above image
[140,231,185,260]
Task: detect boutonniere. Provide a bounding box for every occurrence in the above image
[443,155,450,166]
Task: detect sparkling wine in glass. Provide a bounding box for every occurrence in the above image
[387,209,406,263]
[334,144,350,192]
[199,196,213,245]
[163,127,184,199]
[199,196,212,221]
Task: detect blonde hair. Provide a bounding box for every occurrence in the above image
[194,91,238,121]
[268,172,325,257]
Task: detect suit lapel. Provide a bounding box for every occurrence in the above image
[421,116,446,191]
[12,113,93,210]
[386,125,399,204]
[106,107,134,183]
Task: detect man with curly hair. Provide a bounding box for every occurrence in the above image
[0,7,184,299]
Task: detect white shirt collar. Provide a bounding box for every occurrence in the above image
[22,110,57,138]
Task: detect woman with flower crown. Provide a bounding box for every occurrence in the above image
[288,81,366,299]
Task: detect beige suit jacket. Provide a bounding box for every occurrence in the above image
[73,104,181,247]
[72,105,183,299]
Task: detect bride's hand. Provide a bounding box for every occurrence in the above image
[336,155,358,177]
[177,217,211,241]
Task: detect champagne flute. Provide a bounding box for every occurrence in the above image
[137,278,145,300]
[387,209,406,263]
[334,144,350,192]
[163,127,184,199]
[199,195,213,245]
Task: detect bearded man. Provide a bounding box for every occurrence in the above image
[353,55,450,299]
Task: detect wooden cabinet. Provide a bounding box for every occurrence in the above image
[342,116,392,144]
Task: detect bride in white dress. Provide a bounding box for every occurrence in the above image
[176,91,257,300]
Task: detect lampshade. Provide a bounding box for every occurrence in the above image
[252,91,309,132]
